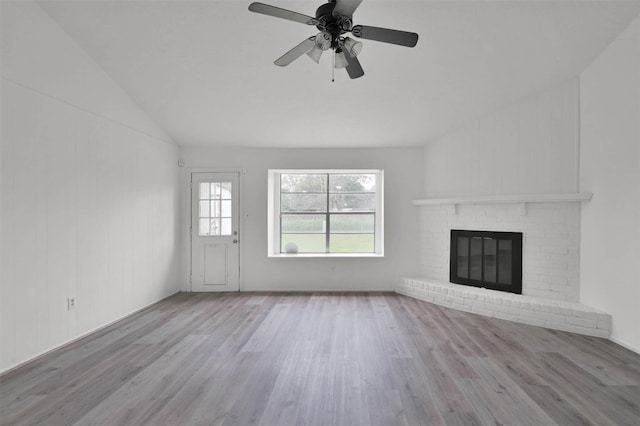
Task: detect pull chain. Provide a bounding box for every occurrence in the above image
[332,51,335,82]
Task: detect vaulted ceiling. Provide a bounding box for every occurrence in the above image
[38,0,640,148]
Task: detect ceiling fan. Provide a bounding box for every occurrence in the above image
[248,0,418,79]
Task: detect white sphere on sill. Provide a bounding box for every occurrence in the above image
[284,242,299,254]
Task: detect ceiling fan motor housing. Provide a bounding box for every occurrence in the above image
[315,1,350,47]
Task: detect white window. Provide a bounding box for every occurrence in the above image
[268,169,384,257]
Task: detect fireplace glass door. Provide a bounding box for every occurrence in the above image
[450,230,522,294]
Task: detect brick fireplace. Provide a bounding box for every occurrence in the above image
[396,194,612,337]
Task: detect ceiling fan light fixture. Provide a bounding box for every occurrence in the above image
[314,31,331,50]
[307,45,323,63]
[248,1,418,79]
[343,37,363,57]
[334,50,348,68]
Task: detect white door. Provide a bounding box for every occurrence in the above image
[191,172,240,292]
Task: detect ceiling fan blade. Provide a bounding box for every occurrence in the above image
[351,25,418,47]
[333,0,363,19]
[274,38,316,66]
[248,2,319,26]
[344,49,364,79]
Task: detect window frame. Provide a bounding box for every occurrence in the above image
[268,169,384,258]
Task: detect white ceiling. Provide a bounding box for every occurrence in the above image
[37,0,640,148]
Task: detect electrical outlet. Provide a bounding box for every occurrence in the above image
[67,297,76,310]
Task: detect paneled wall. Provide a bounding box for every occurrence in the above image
[580,16,640,352]
[1,1,180,372]
[423,79,579,197]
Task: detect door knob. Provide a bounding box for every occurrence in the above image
[233,239,238,244]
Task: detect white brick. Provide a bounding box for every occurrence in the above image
[451,302,473,313]
[397,277,611,338]
[465,299,486,309]
[566,317,598,328]
[493,304,511,314]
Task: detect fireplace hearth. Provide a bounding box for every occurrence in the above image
[450,230,522,294]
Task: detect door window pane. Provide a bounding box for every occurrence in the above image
[210,218,220,235]
[200,183,210,200]
[199,181,232,236]
[199,219,210,236]
[199,200,210,217]
[221,182,232,198]
[210,183,220,198]
[221,218,232,235]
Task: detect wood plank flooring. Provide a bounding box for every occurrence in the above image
[1,292,639,425]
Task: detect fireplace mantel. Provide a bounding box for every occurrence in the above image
[411,192,593,206]
[412,193,592,215]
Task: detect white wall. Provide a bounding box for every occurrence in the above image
[423,79,579,197]
[179,147,423,291]
[1,1,180,372]
[580,16,640,352]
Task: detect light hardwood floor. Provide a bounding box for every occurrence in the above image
[1,292,639,425]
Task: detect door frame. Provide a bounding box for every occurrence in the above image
[188,167,245,292]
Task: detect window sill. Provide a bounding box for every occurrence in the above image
[268,253,384,259]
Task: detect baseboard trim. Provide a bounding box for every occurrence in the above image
[609,336,640,355]
[0,291,180,376]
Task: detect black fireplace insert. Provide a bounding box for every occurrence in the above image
[450,229,522,294]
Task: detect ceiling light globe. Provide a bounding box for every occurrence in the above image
[343,37,363,57]
[307,46,323,63]
[334,51,348,69]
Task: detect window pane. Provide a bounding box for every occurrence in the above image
[329,234,374,253]
[210,218,221,236]
[329,194,375,212]
[199,218,210,236]
[330,214,374,233]
[221,200,231,217]
[272,170,382,256]
[281,215,325,233]
[221,218,232,235]
[281,234,326,252]
[221,182,232,199]
[281,174,327,193]
[329,174,376,192]
[210,183,221,198]
[199,200,210,218]
[281,194,327,212]
[211,200,220,218]
[200,183,210,200]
